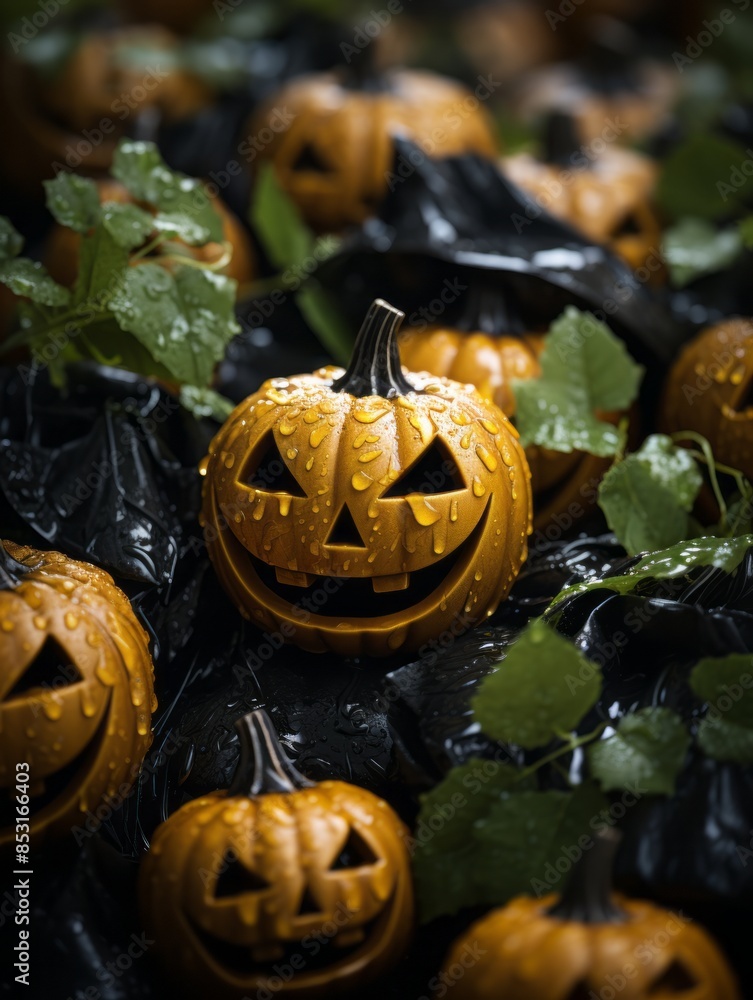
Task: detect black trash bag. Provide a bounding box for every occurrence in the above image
[385,533,628,788]
[0,837,153,999]
[0,362,213,664]
[317,137,682,369]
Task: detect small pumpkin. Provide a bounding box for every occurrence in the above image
[200,298,531,657]
[398,284,616,528]
[0,541,156,847]
[440,830,741,999]
[248,65,498,233]
[139,707,413,999]
[503,114,661,273]
[44,179,255,291]
[660,318,753,481]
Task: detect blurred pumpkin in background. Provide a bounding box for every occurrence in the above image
[660,318,753,481]
[248,62,498,232]
[398,282,619,528]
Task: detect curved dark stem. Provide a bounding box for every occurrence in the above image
[332,298,414,398]
[547,828,627,923]
[543,111,581,168]
[0,541,38,591]
[455,281,525,337]
[341,30,385,93]
[228,708,314,798]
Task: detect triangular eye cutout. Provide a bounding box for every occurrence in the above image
[331,828,378,870]
[296,886,320,916]
[4,637,82,701]
[383,438,465,497]
[214,859,271,899]
[242,432,306,496]
[325,505,368,548]
[647,960,698,994]
[291,142,333,174]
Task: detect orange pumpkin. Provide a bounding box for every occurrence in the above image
[0,540,156,847]
[441,830,741,999]
[248,68,498,232]
[200,298,531,657]
[139,708,413,998]
[660,317,753,481]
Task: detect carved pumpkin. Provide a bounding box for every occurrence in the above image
[398,285,616,528]
[200,299,532,657]
[441,830,741,1000]
[0,541,156,847]
[660,318,753,481]
[249,67,498,232]
[44,179,255,290]
[0,27,211,195]
[140,708,413,998]
[503,118,661,273]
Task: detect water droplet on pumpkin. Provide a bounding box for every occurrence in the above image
[278,496,292,517]
[64,612,79,630]
[352,471,372,491]
[279,420,296,436]
[406,494,441,526]
[222,452,235,469]
[472,477,485,497]
[450,499,458,522]
[1,620,14,632]
[476,445,498,472]
[33,615,48,630]
[309,424,331,448]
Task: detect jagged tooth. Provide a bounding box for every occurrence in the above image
[275,567,315,587]
[372,573,410,593]
[332,928,365,949]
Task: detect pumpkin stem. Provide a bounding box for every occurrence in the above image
[228,708,314,797]
[331,298,414,398]
[542,111,581,167]
[0,541,38,590]
[547,828,627,924]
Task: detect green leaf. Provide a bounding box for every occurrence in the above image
[588,708,690,795]
[689,653,753,727]
[514,307,643,456]
[0,216,23,261]
[472,618,602,749]
[179,385,235,422]
[415,780,608,920]
[43,173,101,233]
[697,717,753,765]
[152,211,211,247]
[597,435,703,555]
[739,215,753,248]
[101,202,155,250]
[662,217,743,288]
[111,140,223,244]
[551,535,753,606]
[108,264,239,387]
[74,225,130,307]
[251,162,315,271]
[0,258,71,307]
[295,283,352,366]
[656,133,753,221]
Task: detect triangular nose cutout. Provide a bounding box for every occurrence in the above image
[325,505,368,548]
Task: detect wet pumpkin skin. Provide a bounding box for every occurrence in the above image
[0,541,156,847]
[249,69,498,233]
[660,318,753,481]
[441,832,741,1000]
[398,326,616,529]
[140,709,413,999]
[201,300,532,657]
[44,179,255,291]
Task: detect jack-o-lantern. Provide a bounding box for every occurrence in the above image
[0,541,156,847]
[440,830,741,1000]
[660,318,753,481]
[44,179,255,291]
[248,67,498,233]
[200,299,532,657]
[503,116,661,273]
[139,707,413,999]
[398,285,617,528]
[0,27,211,195]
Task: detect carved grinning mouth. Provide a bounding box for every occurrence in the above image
[243,503,491,619]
